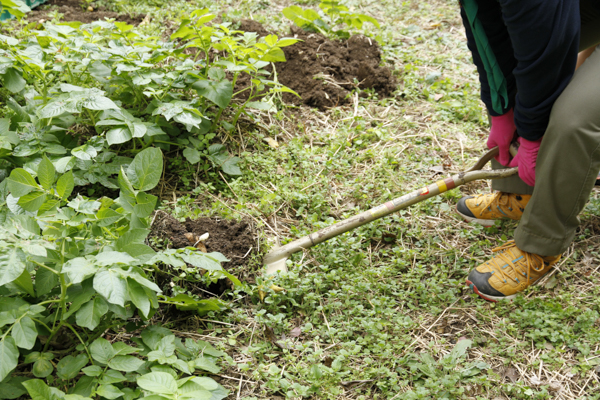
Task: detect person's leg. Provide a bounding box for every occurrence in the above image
[466,8,600,301]
[515,46,600,256]
[466,46,600,301]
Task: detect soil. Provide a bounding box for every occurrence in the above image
[238,20,397,110]
[150,212,256,271]
[27,0,145,25]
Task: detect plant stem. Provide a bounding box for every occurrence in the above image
[31,260,59,275]
[63,322,93,362]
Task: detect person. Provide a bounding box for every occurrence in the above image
[456,0,600,301]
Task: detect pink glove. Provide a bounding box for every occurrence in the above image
[509,137,542,186]
[487,108,517,166]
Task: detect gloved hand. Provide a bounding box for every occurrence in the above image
[487,108,517,166]
[509,137,543,186]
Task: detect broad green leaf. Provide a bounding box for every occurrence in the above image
[57,354,89,381]
[57,170,75,200]
[117,167,136,212]
[191,377,219,391]
[157,335,176,356]
[12,268,35,297]
[261,47,286,62]
[95,251,136,266]
[194,356,221,374]
[132,123,147,138]
[0,247,27,286]
[0,376,28,399]
[90,338,116,365]
[116,228,149,251]
[95,384,124,400]
[69,376,95,397]
[37,156,55,190]
[63,257,98,284]
[99,368,126,385]
[3,68,26,93]
[221,157,242,176]
[67,196,101,214]
[108,355,144,372]
[125,247,155,263]
[38,100,68,119]
[54,156,75,173]
[64,395,94,400]
[276,38,300,47]
[133,192,157,218]
[0,337,18,381]
[106,127,132,146]
[6,168,39,197]
[127,278,151,318]
[12,316,37,349]
[71,144,97,161]
[32,358,53,378]
[128,271,161,293]
[173,111,204,130]
[82,365,103,377]
[81,96,119,111]
[76,296,109,330]
[193,78,232,109]
[128,147,163,191]
[186,339,225,358]
[179,252,224,271]
[183,147,201,164]
[35,267,58,297]
[38,199,60,214]
[63,281,95,319]
[178,388,211,400]
[112,342,140,356]
[94,269,128,307]
[17,191,47,212]
[152,102,183,121]
[137,372,177,395]
[22,379,58,400]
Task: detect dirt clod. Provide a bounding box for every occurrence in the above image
[239,20,397,109]
[27,0,146,25]
[150,212,256,270]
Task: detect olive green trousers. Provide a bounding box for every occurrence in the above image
[495,11,600,256]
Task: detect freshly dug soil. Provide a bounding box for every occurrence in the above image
[238,20,397,110]
[27,0,145,25]
[150,212,256,271]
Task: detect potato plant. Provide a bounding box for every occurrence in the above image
[0,12,299,189]
[0,148,233,398]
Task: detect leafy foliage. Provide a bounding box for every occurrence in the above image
[0,0,30,20]
[0,148,234,396]
[283,0,379,38]
[0,14,299,189]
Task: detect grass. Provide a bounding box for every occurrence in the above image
[8,0,600,398]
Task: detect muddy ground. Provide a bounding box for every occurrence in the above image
[239,19,397,109]
[27,0,145,25]
[150,212,256,275]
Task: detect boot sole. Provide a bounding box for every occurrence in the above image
[466,279,516,302]
[456,209,497,227]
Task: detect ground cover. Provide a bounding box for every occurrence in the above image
[1,0,600,399]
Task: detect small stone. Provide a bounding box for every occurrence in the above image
[548,381,562,392]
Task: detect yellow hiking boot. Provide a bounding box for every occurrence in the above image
[466,241,561,302]
[456,192,531,227]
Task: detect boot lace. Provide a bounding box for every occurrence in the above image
[490,240,546,284]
